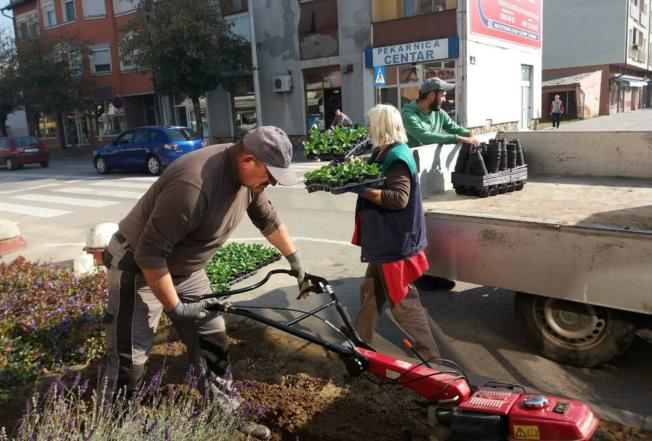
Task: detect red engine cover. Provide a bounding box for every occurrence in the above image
[354,347,472,402]
[508,394,599,441]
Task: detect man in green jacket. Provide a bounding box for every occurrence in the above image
[401,77,480,148]
[401,77,479,291]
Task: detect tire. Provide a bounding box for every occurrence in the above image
[95,156,110,175]
[514,292,636,367]
[6,158,16,170]
[40,161,49,168]
[146,155,162,176]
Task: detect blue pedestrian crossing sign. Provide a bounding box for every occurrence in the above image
[374,66,386,86]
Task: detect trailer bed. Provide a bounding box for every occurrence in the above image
[422,175,652,232]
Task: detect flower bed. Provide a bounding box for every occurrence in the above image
[302,126,369,160]
[304,157,383,194]
[205,243,281,291]
[0,257,108,400]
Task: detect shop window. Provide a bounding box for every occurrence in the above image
[378,60,456,117]
[89,45,112,74]
[95,101,125,136]
[298,0,339,60]
[231,77,257,137]
[372,0,455,22]
[220,0,247,16]
[62,0,76,22]
[83,0,106,17]
[37,114,59,139]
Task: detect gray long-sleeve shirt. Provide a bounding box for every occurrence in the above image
[119,143,281,276]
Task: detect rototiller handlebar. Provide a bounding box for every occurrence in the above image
[187,270,599,441]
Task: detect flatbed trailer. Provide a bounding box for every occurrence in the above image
[417,132,652,367]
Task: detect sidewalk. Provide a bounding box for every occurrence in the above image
[544,108,652,131]
[48,145,96,160]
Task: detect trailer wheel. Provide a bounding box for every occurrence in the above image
[514,293,636,367]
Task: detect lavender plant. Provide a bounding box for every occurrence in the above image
[0,257,108,399]
[0,370,239,441]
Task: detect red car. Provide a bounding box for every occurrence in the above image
[0,136,50,170]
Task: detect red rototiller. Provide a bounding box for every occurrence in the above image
[198,269,599,441]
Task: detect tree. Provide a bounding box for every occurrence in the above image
[15,34,96,148]
[123,0,250,138]
[0,30,19,137]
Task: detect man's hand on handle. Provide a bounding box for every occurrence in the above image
[166,298,221,323]
[286,251,311,299]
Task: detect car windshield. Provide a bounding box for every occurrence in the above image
[14,137,40,147]
[164,128,199,141]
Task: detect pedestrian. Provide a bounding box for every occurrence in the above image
[401,77,480,148]
[550,94,564,128]
[350,104,440,363]
[401,77,480,291]
[101,126,309,440]
[329,107,353,130]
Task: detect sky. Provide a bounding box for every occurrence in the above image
[1,9,14,38]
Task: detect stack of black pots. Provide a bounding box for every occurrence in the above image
[452,139,527,198]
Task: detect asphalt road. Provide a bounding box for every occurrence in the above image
[0,156,650,429]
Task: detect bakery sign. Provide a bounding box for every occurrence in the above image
[470,0,542,48]
[365,37,459,68]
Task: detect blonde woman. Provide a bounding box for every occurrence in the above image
[350,104,440,362]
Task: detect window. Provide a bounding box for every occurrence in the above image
[17,12,40,39]
[63,0,76,21]
[377,60,457,116]
[53,43,83,76]
[164,128,200,141]
[133,129,151,143]
[43,2,57,27]
[220,0,247,16]
[115,131,135,144]
[298,0,339,59]
[231,77,257,136]
[83,0,106,17]
[113,0,139,15]
[14,137,41,147]
[372,0,455,21]
[90,45,112,73]
[119,32,138,71]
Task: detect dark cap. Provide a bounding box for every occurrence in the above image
[420,77,455,94]
[243,126,298,186]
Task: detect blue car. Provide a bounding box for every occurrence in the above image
[93,126,203,175]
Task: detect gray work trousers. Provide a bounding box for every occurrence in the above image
[354,263,440,362]
[102,234,239,410]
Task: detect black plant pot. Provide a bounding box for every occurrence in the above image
[455,143,471,172]
[468,147,489,176]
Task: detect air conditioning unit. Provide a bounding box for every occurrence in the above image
[273,75,292,93]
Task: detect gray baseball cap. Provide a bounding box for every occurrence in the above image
[243,126,298,186]
[420,77,455,94]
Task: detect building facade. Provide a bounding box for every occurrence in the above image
[2,0,199,147]
[208,0,542,141]
[543,0,652,118]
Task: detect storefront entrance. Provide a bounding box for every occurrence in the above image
[304,66,342,132]
[64,111,90,147]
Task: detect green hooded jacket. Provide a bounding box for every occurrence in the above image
[401,100,470,147]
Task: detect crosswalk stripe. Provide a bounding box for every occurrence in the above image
[0,202,71,218]
[0,183,59,194]
[115,177,159,183]
[89,181,153,190]
[11,193,119,208]
[54,187,144,199]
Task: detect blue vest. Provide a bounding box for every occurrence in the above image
[356,143,428,263]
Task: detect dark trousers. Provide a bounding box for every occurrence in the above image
[102,234,239,410]
[551,113,562,128]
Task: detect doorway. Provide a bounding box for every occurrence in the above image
[324,88,342,129]
[64,111,90,147]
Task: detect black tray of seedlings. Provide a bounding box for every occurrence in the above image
[306,177,385,195]
[452,139,527,198]
[206,243,282,291]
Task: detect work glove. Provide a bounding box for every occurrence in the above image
[166,298,221,323]
[286,251,311,299]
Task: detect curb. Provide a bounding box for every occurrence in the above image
[0,219,27,257]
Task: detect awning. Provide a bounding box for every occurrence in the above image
[614,75,648,87]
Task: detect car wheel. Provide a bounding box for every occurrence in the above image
[514,292,636,367]
[146,155,162,176]
[40,161,49,168]
[6,158,16,170]
[95,156,110,175]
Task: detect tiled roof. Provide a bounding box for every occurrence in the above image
[542,71,599,87]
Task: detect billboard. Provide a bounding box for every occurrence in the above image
[470,0,542,48]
